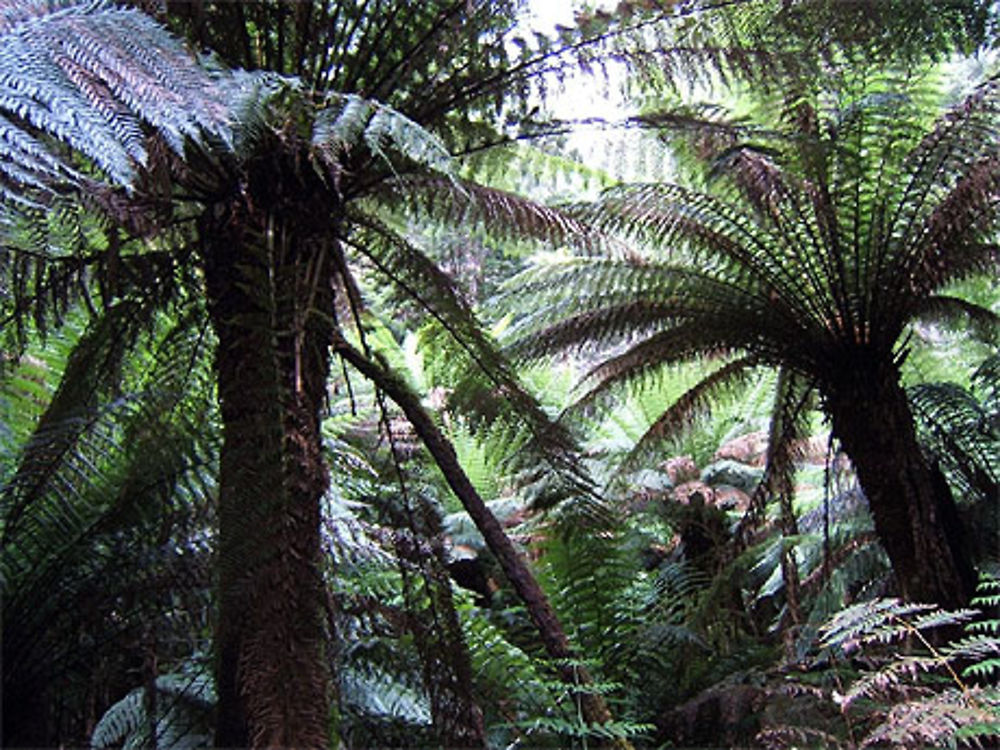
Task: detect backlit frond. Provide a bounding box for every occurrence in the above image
[316,93,453,178]
[615,356,758,471]
[909,294,1000,345]
[345,212,584,484]
[374,175,609,255]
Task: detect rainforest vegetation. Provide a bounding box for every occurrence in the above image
[1,1,999,748]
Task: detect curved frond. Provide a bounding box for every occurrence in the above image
[908,294,1000,344]
[612,356,759,473]
[884,78,1000,300]
[910,375,999,504]
[345,211,585,486]
[0,0,228,204]
[576,183,839,336]
[317,93,453,178]
[373,175,610,255]
[1,302,218,746]
[752,368,815,523]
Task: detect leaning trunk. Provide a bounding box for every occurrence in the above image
[335,340,630,748]
[824,358,976,609]
[201,156,334,747]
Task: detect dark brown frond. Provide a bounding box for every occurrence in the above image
[909,155,1000,295]
[374,175,611,256]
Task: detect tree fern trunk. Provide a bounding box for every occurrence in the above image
[201,157,334,747]
[825,357,976,609]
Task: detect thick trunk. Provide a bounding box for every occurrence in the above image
[335,340,630,748]
[825,358,976,609]
[202,171,333,747]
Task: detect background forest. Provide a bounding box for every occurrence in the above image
[1,1,999,748]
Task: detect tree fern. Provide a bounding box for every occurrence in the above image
[506,57,999,607]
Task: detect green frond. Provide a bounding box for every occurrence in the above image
[1,298,158,542]
[909,294,1000,344]
[373,175,607,255]
[574,326,746,400]
[973,353,1000,413]
[316,93,453,177]
[0,0,228,200]
[886,78,1000,294]
[220,69,296,157]
[909,364,999,505]
[510,297,699,363]
[4,420,215,741]
[574,183,839,335]
[751,368,815,527]
[91,670,215,750]
[611,357,758,473]
[345,212,586,489]
[340,663,432,737]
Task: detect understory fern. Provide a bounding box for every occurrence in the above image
[760,574,1000,749]
[90,667,215,750]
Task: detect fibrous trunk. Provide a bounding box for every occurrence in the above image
[201,156,334,747]
[825,357,976,609]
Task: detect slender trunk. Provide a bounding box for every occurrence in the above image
[824,357,976,609]
[335,339,630,748]
[201,158,334,747]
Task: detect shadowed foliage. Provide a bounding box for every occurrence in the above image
[2,1,998,747]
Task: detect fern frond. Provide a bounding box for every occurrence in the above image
[1,298,156,543]
[381,173,622,254]
[345,212,587,492]
[820,599,935,653]
[91,670,215,750]
[2,300,218,743]
[909,294,1000,345]
[973,354,1000,414]
[0,0,228,197]
[861,686,1000,748]
[890,77,1000,295]
[910,371,999,506]
[577,182,827,324]
[610,356,758,473]
[751,367,814,521]
[945,634,1000,679]
[317,93,453,177]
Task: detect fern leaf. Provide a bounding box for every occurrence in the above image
[844,654,951,707]
[861,686,1000,748]
[820,598,934,653]
[91,687,145,748]
[0,0,228,199]
[315,93,452,175]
